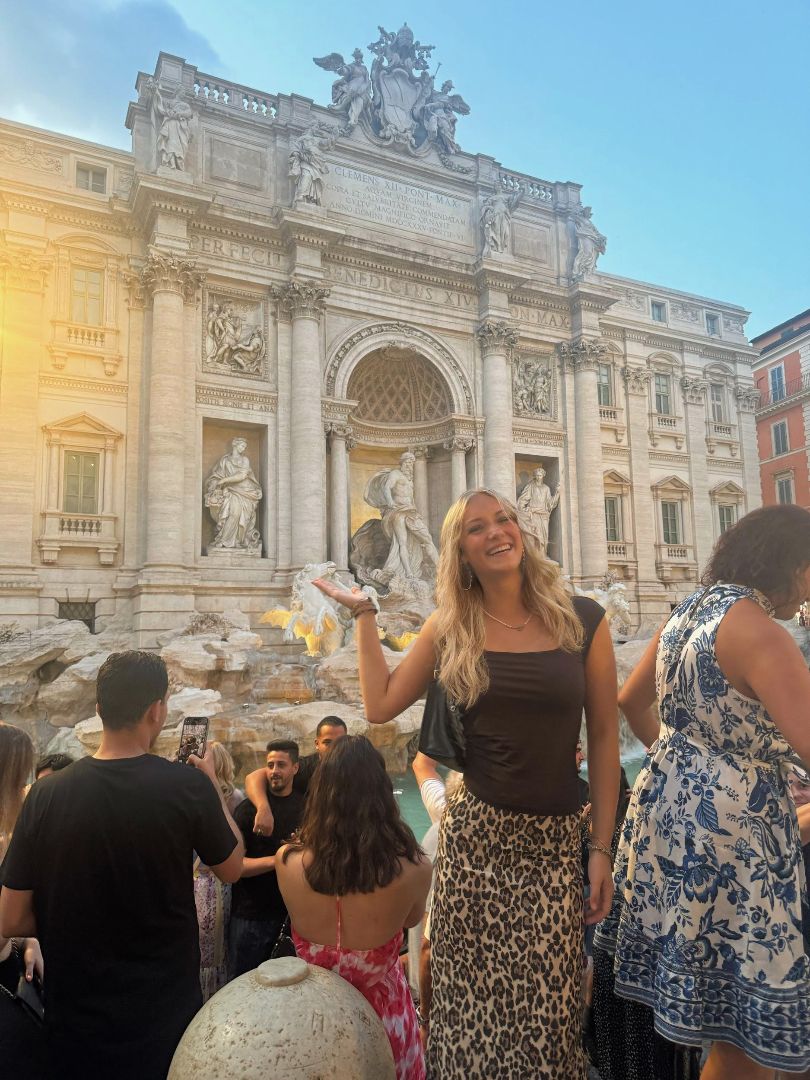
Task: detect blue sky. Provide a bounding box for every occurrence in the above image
[1,0,807,335]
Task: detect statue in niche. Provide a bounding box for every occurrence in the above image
[513,357,551,416]
[570,205,607,280]
[204,438,262,553]
[289,122,338,206]
[517,465,562,557]
[351,452,438,591]
[205,304,266,374]
[313,48,371,130]
[416,78,470,155]
[147,81,194,170]
[481,186,523,256]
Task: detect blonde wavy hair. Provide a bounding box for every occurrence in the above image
[0,723,34,858]
[210,740,236,800]
[434,488,584,709]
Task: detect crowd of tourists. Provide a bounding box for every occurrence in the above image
[1,492,810,1080]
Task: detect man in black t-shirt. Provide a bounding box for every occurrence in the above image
[229,739,306,979]
[0,651,243,1080]
[244,715,347,835]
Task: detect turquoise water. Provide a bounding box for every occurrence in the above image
[394,754,647,839]
[392,772,432,838]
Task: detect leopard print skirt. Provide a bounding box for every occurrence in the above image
[427,785,586,1080]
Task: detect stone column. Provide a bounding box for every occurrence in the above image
[445,437,475,501]
[328,423,353,570]
[413,448,430,523]
[736,385,764,512]
[46,436,61,511]
[622,365,659,588]
[560,340,607,584]
[478,320,518,497]
[275,310,293,569]
[102,437,116,516]
[0,245,50,572]
[139,250,205,569]
[681,376,712,569]
[272,279,330,567]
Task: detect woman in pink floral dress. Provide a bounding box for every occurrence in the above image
[277,736,432,1079]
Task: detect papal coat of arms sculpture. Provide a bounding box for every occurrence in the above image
[313,23,470,168]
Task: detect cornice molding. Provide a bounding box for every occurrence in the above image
[196,383,277,413]
[40,374,128,397]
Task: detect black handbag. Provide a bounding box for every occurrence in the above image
[418,678,466,772]
[270,916,297,960]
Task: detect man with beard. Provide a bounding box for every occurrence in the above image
[228,740,305,978]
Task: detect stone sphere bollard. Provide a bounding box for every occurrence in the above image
[168,957,396,1080]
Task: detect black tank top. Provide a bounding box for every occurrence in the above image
[462,595,605,815]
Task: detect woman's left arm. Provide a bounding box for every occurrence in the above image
[583,616,620,925]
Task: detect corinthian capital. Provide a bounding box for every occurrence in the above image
[477,319,519,356]
[444,436,475,454]
[734,383,761,413]
[680,375,708,405]
[558,338,606,372]
[139,248,205,302]
[271,278,330,319]
[622,365,652,396]
[0,244,52,293]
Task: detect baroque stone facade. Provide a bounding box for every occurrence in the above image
[0,33,760,641]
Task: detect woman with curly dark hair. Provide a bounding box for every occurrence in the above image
[595,504,810,1080]
[277,736,432,1080]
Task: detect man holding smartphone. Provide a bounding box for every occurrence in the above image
[0,651,244,1080]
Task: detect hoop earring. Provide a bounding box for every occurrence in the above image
[521,549,526,568]
[462,566,474,591]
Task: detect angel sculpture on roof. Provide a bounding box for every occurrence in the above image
[415,77,470,156]
[313,48,371,131]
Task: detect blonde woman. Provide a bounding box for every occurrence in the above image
[0,724,46,1074]
[315,488,620,1080]
[194,741,243,1000]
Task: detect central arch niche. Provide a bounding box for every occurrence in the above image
[346,347,453,425]
[342,348,457,548]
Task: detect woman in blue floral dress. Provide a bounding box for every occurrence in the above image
[599,505,810,1079]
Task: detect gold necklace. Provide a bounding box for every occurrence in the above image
[483,609,533,631]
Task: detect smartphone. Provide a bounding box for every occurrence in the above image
[177,716,209,765]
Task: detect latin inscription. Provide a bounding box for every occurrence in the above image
[323,166,472,246]
[328,264,476,310]
[189,234,282,267]
[509,303,571,330]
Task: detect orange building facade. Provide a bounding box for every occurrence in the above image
[752,310,810,509]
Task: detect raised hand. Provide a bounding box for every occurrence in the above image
[312,578,365,612]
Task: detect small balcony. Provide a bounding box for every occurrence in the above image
[49,319,122,377]
[706,419,739,457]
[756,372,810,416]
[598,404,625,444]
[606,539,635,578]
[655,542,697,582]
[649,412,685,449]
[38,511,119,566]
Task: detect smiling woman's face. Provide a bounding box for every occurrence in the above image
[459,493,523,580]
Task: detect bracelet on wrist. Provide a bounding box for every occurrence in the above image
[415,1006,429,1028]
[351,600,377,620]
[588,839,613,860]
